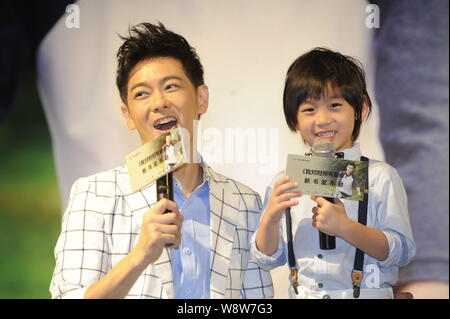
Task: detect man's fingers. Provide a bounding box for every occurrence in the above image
[152,212,183,227]
[153,198,180,214]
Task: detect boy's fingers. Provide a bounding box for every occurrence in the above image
[274,176,290,188]
[310,195,327,207]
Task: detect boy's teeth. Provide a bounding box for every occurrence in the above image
[317,131,335,137]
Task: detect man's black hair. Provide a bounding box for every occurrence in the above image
[116,22,204,104]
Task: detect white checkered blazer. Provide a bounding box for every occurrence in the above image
[50,163,274,299]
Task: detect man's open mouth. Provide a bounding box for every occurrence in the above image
[153,116,178,131]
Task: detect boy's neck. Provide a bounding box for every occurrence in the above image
[173,163,204,198]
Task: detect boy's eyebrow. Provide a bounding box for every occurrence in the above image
[129,76,183,92]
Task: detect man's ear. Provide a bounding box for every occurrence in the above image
[120,104,136,130]
[197,84,209,116]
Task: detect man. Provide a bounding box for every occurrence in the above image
[49,22,273,299]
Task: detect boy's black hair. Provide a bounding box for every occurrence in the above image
[116,22,204,104]
[283,47,372,141]
[347,161,356,168]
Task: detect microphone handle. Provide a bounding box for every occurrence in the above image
[156,172,174,248]
[319,197,336,250]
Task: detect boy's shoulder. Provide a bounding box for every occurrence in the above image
[367,158,403,183]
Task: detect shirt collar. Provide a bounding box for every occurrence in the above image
[173,152,208,193]
[339,142,362,160]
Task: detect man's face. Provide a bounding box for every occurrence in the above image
[121,57,208,145]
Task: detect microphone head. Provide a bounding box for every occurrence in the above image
[311,140,336,158]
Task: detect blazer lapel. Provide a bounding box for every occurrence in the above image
[205,165,238,298]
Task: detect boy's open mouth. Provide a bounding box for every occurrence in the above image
[316,131,336,138]
[153,116,178,131]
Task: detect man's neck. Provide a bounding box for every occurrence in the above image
[173,163,204,198]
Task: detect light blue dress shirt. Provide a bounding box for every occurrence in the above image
[170,175,210,299]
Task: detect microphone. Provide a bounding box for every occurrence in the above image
[311,140,336,250]
[156,172,174,248]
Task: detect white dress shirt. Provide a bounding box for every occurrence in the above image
[250,143,416,299]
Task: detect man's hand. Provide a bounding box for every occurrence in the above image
[133,198,183,266]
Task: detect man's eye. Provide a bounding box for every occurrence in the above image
[134,91,148,98]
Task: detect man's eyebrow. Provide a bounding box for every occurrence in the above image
[129,81,150,92]
[129,76,183,92]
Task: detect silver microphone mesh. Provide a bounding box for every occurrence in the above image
[310,140,336,158]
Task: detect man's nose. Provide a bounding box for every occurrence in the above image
[150,90,169,112]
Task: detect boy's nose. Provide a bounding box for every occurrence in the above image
[316,109,332,126]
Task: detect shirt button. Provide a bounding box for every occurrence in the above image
[185,287,191,294]
[323,294,331,299]
[317,254,323,259]
[318,283,323,288]
[184,248,192,256]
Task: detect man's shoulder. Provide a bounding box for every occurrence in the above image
[204,165,261,208]
[70,165,131,195]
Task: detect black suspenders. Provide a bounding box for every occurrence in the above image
[286,155,369,298]
[351,155,369,298]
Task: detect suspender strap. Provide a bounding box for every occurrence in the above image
[352,155,369,298]
[285,207,299,294]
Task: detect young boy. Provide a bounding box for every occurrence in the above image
[250,48,415,299]
[49,22,273,299]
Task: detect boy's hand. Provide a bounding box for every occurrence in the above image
[310,196,349,237]
[263,176,302,226]
[133,199,183,266]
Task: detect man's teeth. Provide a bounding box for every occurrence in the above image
[317,131,336,138]
[156,117,177,125]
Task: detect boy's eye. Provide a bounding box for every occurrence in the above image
[165,83,179,90]
[301,107,315,113]
[330,103,342,108]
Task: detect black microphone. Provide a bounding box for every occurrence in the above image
[156,172,174,248]
[311,140,336,250]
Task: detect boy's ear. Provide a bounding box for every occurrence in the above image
[120,104,136,130]
[197,84,209,116]
[361,98,370,121]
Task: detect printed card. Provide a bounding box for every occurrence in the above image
[286,154,368,201]
[126,126,187,192]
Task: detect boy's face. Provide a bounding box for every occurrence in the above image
[295,84,367,152]
[120,57,208,145]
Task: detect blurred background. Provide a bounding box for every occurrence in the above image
[0,70,60,298]
[1,0,448,299]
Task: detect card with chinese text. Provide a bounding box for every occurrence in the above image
[286,154,368,201]
[126,126,187,192]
